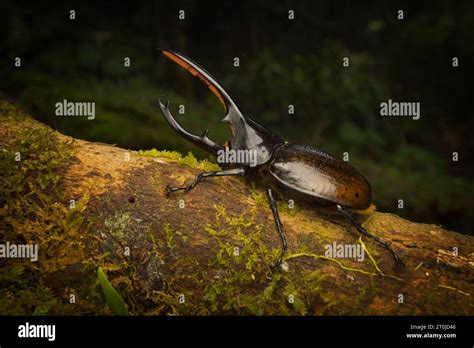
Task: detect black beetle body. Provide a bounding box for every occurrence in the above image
[158,49,402,268]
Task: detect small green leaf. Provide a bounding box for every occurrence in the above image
[97,267,128,315]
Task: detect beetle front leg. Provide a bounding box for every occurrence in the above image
[165,168,246,196]
[336,205,404,267]
[266,188,288,269]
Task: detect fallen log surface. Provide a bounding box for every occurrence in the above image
[0,99,472,315]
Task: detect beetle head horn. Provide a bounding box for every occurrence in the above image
[158,96,225,155]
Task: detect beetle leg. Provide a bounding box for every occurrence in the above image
[158,96,224,155]
[165,167,246,196]
[266,188,288,269]
[336,205,404,267]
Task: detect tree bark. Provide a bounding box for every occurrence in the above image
[1,99,472,315]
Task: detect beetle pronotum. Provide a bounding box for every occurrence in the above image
[158,49,403,269]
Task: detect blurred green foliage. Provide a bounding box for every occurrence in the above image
[0,1,472,233]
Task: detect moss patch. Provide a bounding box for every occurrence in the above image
[139,148,220,171]
[0,105,104,314]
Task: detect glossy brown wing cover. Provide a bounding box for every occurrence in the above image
[268,144,372,209]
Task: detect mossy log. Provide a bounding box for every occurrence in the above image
[1,99,473,315]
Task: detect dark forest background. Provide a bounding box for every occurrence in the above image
[0,1,473,234]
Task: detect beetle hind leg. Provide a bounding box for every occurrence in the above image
[336,205,404,267]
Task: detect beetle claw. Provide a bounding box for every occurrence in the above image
[270,260,289,272]
[165,184,173,197]
[279,261,289,272]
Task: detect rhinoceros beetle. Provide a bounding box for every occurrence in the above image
[158,49,403,269]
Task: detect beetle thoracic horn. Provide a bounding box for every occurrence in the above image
[158,48,246,126]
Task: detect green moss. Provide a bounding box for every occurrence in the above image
[139,148,220,171]
[0,100,29,121]
[356,276,378,310]
[163,223,174,250]
[249,184,299,217]
[307,220,336,241]
[0,106,106,315]
[250,188,267,208]
[278,199,300,217]
[196,204,339,315]
[138,149,182,161]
